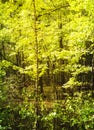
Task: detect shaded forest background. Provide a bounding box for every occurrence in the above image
[0,0,94,130]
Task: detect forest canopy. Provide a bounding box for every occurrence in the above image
[0,0,94,130]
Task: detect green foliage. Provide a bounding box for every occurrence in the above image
[41,96,94,130]
[1,0,94,129]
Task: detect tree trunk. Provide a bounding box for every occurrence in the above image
[33,0,39,129]
[92,53,94,97]
[39,76,43,94]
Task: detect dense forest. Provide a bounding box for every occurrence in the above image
[0,0,94,130]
